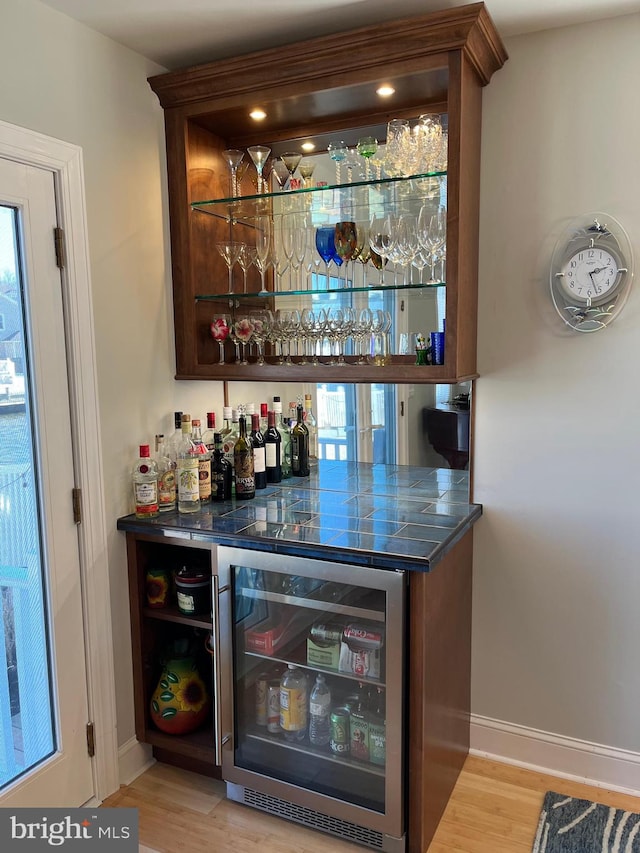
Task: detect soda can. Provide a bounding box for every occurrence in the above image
[255,672,269,726]
[267,680,281,733]
[330,707,350,755]
[310,623,344,646]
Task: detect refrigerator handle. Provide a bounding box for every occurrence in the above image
[211,574,229,764]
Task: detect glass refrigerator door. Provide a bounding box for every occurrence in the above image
[219,546,405,837]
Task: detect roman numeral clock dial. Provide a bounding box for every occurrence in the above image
[549,213,633,332]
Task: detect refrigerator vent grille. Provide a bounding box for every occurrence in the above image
[243,787,384,848]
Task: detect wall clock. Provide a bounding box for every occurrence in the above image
[549,213,634,332]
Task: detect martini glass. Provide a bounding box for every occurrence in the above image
[254,215,272,294]
[281,152,302,187]
[222,149,245,198]
[357,137,378,180]
[247,145,271,194]
[216,241,242,293]
[271,159,290,191]
[328,141,347,184]
[298,159,316,188]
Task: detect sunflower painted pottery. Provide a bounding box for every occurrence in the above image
[150,639,210,734]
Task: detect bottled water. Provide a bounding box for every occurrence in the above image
[309,673,331,747]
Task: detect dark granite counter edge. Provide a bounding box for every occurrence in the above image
[116,504,482,573]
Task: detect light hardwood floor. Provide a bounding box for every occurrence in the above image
[102,755,640,853]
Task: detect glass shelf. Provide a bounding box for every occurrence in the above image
[195,279,446,302]
[191,170,447,225]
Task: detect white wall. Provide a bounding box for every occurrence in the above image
[473,12,640,755]
[0,0,227,754]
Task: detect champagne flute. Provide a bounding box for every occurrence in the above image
[237,243,257,293]
[222,149,245,198]
[254,216,272,294]
[216,241,242,293]
[247,145,271,194]
[280,215,295,291]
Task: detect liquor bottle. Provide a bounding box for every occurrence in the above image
[202,411,217,452]
[308,673,331,748]
[220,406,233,440]
[259,402,269,434]
[368,686,386,766]
[279,664,308,743]
[291,403,310,477]
[191,418,212,503]
[177,414,200,514]
[264,410,282,484]
[234,413,255,499]
[288,401,297,429]
[132,444,159,518]
[273,397,291,479]
[304,393,318,468]
[154,434,176,512]
[211,432,232,501]
[250,413,267,490]
[165,410,183,461]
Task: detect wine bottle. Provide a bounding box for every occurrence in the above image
[304,393,318,468]
[250,413,267,490]
[291,403,310,477]
[273,397,291,479]
[264,410,282,483]
[211,432,232,501]
[234,414,255,499]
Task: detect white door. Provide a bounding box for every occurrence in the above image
[0,158,94,806]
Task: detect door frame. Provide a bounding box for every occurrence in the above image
[0,119,118,801]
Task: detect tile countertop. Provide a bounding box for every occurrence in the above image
[117,461,482,572]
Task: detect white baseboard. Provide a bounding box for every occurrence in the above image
[470,714,640,797]
[118,737,155,787]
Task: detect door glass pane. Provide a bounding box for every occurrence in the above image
[0,205,55,789]
[232,563,389,813]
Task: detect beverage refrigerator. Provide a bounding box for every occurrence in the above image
[211,545,406,852]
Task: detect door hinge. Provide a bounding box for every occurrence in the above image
[400,401,405,416]
[54,227,66,269]
[72,487,82,524]
[86,722,95,757]
[400,299,405,312]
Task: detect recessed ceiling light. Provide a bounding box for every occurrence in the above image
[376,85,395,97]
[249,108,267,121]
[301,141,316,152]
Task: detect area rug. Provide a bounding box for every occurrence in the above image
[533,791,640,852]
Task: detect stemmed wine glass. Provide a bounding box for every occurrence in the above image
[357,137,378,180]
[417,205,446,283]
[237,243,257,293]
[233,317,255,365]
[328,141,347,184]
[315,226,337,288]
[369,215,393,284]
[334,221,359,289]
[222,149,245,198]
[210,314,231,364]
[247,146,271,194]
[298,159,316,188]
[254,215,272,294]
[216,241,242,293]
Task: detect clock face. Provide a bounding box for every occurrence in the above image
[559,246,620,304]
